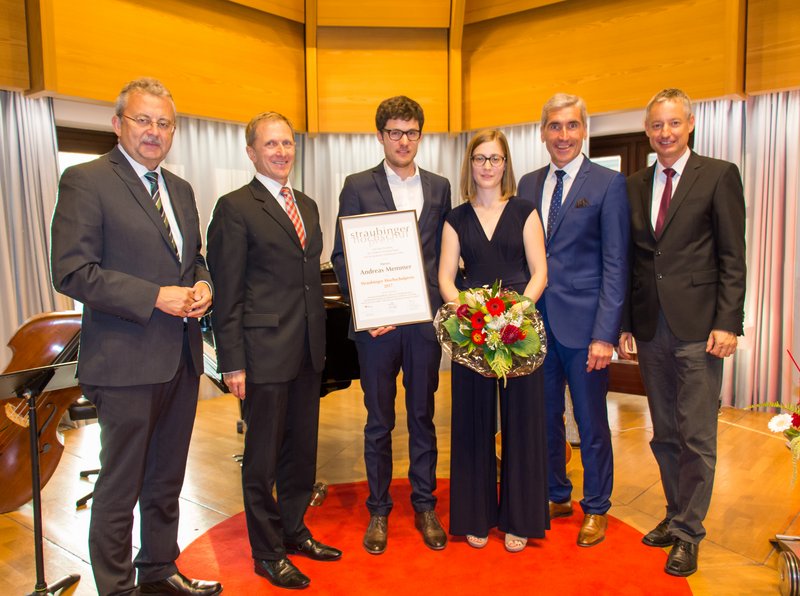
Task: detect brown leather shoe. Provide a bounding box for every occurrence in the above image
[577,513,607,547]
[363,514,388,554]
[414,510,447,550]
[549,500,573,519]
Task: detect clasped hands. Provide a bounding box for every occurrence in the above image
[156,282,212,318]
[617,329,737,360]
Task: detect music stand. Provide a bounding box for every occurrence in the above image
[0,361,81,595]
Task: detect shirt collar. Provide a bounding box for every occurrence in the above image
[656,148,691,178]
[117,143,162,178]
[548,153,584,179]
[255,171,293,199]
[383,160,419,183]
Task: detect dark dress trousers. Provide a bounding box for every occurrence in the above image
[625,152,746,543]
[207,178,326,560]
[330,162,451,516]
[50,146,210,595]
[518,157,630,515]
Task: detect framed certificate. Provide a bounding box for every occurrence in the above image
[338,210,433,332]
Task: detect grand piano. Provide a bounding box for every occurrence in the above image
[201,262,361,397]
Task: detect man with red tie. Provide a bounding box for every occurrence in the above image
[619,88,746,577]
[207,112,342,590]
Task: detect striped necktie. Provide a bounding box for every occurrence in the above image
[144,171,179,257]
[280,187,306,249]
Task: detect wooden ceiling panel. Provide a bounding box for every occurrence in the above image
[0,0,29,91]
[464,0,565,25]
[226,0,304,23]
[317,0,451,28]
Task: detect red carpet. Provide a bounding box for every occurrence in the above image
[177,480,691,595]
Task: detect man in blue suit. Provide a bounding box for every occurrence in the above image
[331,96,451,555]
[518,93,630,547]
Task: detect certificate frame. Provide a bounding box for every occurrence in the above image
[339,210,432,332]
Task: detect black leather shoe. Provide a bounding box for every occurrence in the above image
[643,518,674,547]
[665,539,698,577]
[285,537,342,561]
[254,558,310,590]
[415,510,447,550]
[363,514,388,554]
[139,571,222,595]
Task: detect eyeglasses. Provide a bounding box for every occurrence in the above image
[122,114,175,131]
[471,154,506,167]
[383,129,421,142]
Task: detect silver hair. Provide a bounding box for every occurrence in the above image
[540,93,588,128]
[114,77,175,117]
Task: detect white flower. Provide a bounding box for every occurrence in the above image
[768,413,794,433]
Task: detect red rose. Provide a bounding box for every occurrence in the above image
[471,330,486,345]
[792,413,800,428]
[519,330,527,339]
[500,325,521,344]
[456,304,471,319]
[486,297,505,316]
[471,311,486,329]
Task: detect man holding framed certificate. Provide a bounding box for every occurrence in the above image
[331,96,452,555]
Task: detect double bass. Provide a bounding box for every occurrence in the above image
[0,311,82,513]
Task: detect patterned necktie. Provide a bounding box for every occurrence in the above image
[144,171,179,257]
[547,170,566,239]
[280,186,306,248]
[654,167,676,239]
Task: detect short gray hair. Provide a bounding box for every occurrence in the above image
[540,93,587,128]
[645,88,694,120]
[114,77,175,117]
[245,112,295,147]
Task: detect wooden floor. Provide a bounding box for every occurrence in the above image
[2,373,797,594]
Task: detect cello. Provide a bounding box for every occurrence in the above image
[0,311,82,513]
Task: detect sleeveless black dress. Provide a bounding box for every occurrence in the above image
[446,198,549,538]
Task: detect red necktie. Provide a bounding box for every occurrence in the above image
[280,187,306,248]
[654,167,675,239]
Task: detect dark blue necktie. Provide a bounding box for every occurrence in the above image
[547,170,566,238]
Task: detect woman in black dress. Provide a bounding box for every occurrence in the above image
[438,129,549,551]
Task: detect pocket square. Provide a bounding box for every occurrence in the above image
[575,198,590,208]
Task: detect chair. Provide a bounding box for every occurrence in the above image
[67,396,99,508]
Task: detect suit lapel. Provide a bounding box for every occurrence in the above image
[250,178,305,251]
[548,157,590,241]
[373,163,397,212]
[161,169,192,271]
[641,164,657,238]
[660,152,701,236]
[417,168,433,228]
[108,147,181,264]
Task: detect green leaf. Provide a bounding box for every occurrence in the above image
[443,317,468,344]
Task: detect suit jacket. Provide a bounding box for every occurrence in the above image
[50,146,210,387]
[624,152,746,342]
[518,156,630,349]
[207,178,326,384]
[330,161,452,341]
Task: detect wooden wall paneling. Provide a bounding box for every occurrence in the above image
[747,0,800,93]
[0,0,30,90]
[449,0,465,133]
[306,0,319,135]
[28,0,306,128]
[225,0,304,23]
[462,0,747,130]
[316,0,450,28]
[316,27,449,133]
[463,0,565,25]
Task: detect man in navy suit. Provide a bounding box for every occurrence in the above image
[518,93,630,547]
[619,89,745,576]
[331,96,451,554]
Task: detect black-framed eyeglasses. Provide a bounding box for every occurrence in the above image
[382,128,421,142]
[471,154,506,167]
[122,114,175,132]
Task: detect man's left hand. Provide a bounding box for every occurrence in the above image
[187,282,212,318]
[587,340,614,372]
[706,329,737,358]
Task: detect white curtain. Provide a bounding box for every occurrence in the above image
[740,91,800,407]
[693,99,747,406]
[164,116,254,242]
[0,91,70,369]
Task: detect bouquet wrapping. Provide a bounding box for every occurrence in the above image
[434,281,547,381]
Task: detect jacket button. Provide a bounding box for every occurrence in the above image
[656,273,663,280]
[303,257,307,263]
[656,250,662,256]
[305,284,310,291]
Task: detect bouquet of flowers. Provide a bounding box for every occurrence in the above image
[756,350,800,483]
[434,281,546,382]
